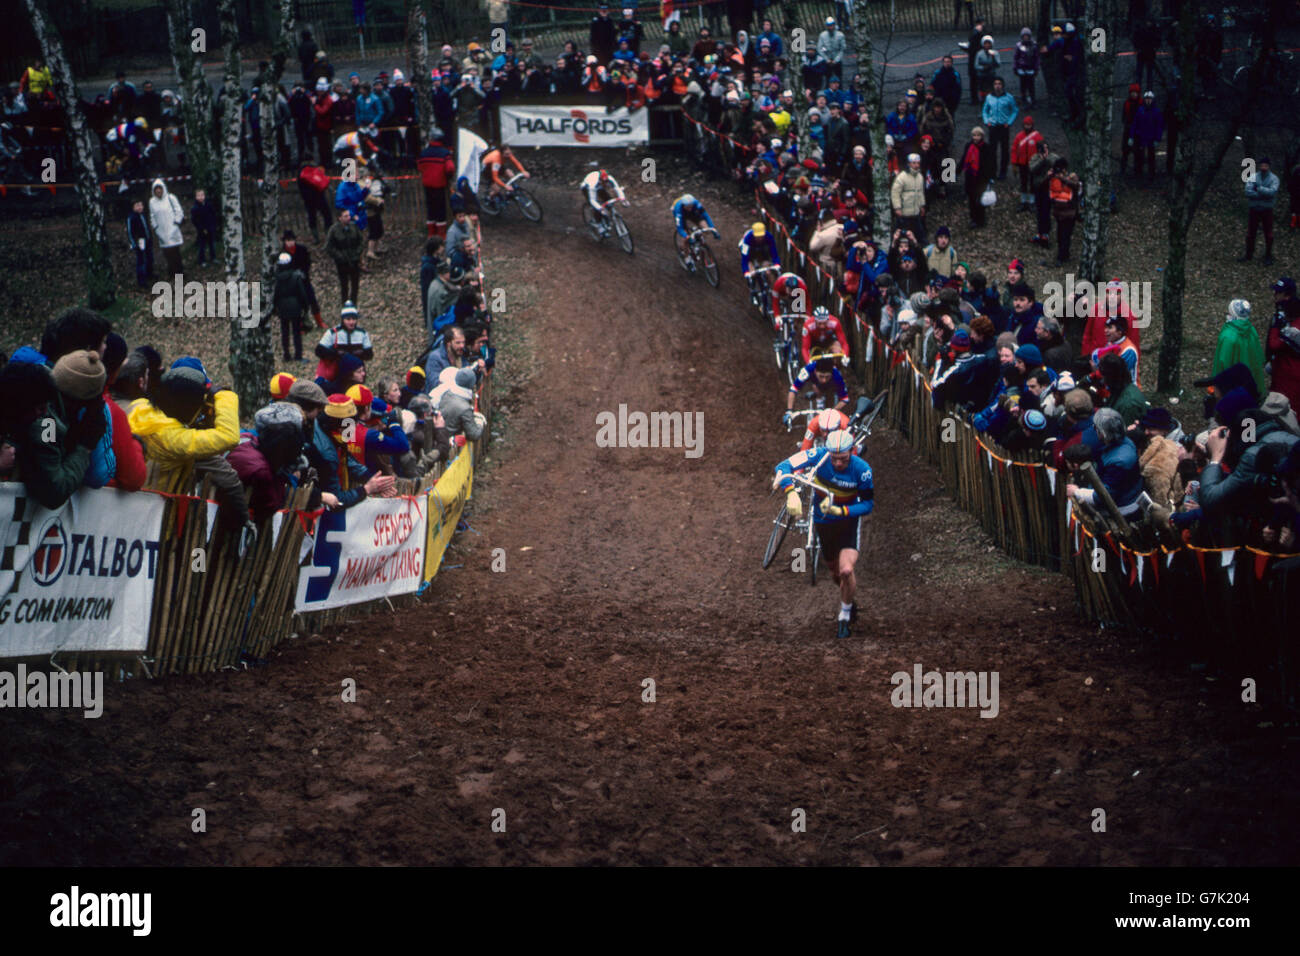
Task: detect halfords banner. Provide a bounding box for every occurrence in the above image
[295,494,427,613]
[0,484,164,656]
[424,446,474,583]
[500,105,648,147]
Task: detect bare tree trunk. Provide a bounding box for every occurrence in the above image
[218,0,254,413]
[852,0,891,246]
[22,0,116,309]
[1158,0,1280,393]
[1079,0,1118,285]
[409,2,434,143]
[245,0,294,411]
[163,0,219,199]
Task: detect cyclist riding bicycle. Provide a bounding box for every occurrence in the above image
[772,271,808,333]
[672,193,719,240]
[482,143,529,203]
[334,125,382,170]
[799,407,850,452]
[786,354,849,422]
[581,169,626,233]
[801,306,851,365]
[772,428,875,638]
[739,221,781,299]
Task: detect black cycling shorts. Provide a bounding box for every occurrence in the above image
[816,515,862,561]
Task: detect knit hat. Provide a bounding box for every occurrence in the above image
[341,301,359,319]
[155,366,209,423]
[1273,276,1296,295]
[405,366,426,390]
[324,393,357,420]
[1009,282,1034,299]
[1008,258,1026,274]
[51,350,106,400]
[371,398,389,415]
[345,384,374,411]
[454,367,477,390]
[254,400,304,435]
[1213,386,1255,426]
[1063,388,1094,417]
[1054,371,1077,392]
[336,353,365,380]
[950,329,971,352]
[1138,406,1175,432]
[287,379,327,407]
[1023,409,1047,431]
[278,252,292,265]
[935,225,950,238]
[1226,298,1251,321]
[270,372,297,400]
[392,68,405,82]
[170,355,211,384]
[1015,344,1043,366]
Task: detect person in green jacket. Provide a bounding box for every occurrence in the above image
[1099,352,1148,428]
[1212,298,1268,398]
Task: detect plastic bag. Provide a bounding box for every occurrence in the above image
[980,186,997,207]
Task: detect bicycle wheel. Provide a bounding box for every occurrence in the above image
[582,204,603,241]
[785,339,802,387]
[479,190,502,217]
[762,503,792,569]
[674,233,693,272]
[698,242,719,287]
[612,210,634,254]
[807,520,821,586]
[515,187,542,222]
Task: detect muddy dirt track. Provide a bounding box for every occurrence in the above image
[3,167,1299,866]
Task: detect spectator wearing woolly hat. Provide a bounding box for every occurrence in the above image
[227,402,315,523]
[1211,298,1267,398]
[270,372,297,401]
[1035,315,1071,372]
[1099,352,1148,428]
[128,363,240,493]
[344,383,410,474]
[51,349,116,492]
[3,354,104,508]
[307,393,395,510]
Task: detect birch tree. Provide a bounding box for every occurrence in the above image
[22,0,116,308]
[408,1,435,143]
[163,0,219,199]
[852,0,891,246]
[1078,0,1118,285]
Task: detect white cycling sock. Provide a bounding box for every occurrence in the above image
[838,602,852,621]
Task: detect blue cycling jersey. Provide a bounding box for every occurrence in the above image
[673,198,716,237]
[774,447,875,524]
[789,360,848,402]
[739,229,780,272]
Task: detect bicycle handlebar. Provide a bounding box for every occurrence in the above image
[503,172,528,187]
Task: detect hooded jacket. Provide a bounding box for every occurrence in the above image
[147,179,184,248]
[128,389,240,490]
[438,382,484,440]
[1213,316,1267,398]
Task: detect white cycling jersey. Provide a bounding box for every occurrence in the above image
[581,171,625,208]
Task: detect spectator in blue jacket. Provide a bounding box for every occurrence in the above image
[307,393,395,510]
[1006,283,1044,344]
[1067,407,1142,518]
[334,177,369,230]
[1130,90,1164,181]
[1242,156,1280,265]
[885,99,919,153]
[981,78,1018,180]
[354,82,385,128]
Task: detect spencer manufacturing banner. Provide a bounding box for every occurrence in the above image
[0,484,165,656]
[501,105,648,147]
[424,447,475,583]
[295,494,427,613]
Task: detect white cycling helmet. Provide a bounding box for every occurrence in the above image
[779,271,801,285]
[679,193,696,206]
[816,409,842,432]
[813,306,830,323]
[826,429,854,453]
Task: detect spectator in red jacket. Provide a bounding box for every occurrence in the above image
[1267,276,1300,408]
[227,402,314,523]
[417,132,455,238]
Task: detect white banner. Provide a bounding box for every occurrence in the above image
[295,494,427,613]
[0,484,164,656]
[500,105,648,148]
[457,127,489,195]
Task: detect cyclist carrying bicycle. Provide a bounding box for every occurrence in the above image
[801,306,851,365]
[772,429,875,638]
[799,407,850,452]
[786,354,849,423]
[581,168,626,234]
[334,124,383,170]
[772,271,808,333]
[482,143,529,203]
[672,193,719,239]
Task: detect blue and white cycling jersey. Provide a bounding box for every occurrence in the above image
[672,197,716,238]
[774,446,875,524]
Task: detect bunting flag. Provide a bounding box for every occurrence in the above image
[1046,467,1057,495]
[1195,550,1206,584]
[1222,548,1236,586]
[1027,467,1038,493]
[1166,550,1174,568]
[1255,551,1270,581]
[174,496,190,538]
[1135,553,1144,588]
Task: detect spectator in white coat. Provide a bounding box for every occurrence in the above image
[148,178,185,278]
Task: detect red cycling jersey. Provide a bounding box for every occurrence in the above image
[799,409,850,451]
[772,273,807,323]
[801,316,850,365]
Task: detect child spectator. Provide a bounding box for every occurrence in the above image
[190,188,218,266]
[127,199,153,289]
